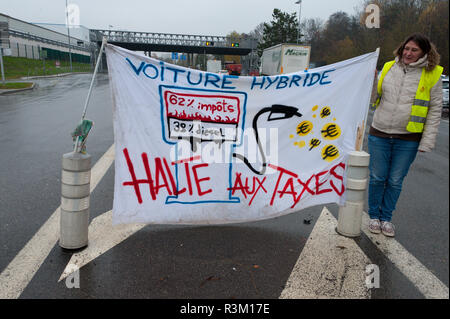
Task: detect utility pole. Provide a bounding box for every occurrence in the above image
[295,0,302,44]
[0,24,6,84]
[65,0,73,72]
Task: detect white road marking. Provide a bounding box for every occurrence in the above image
[361,212,449,299]
[280,207,371,299]
[0,144,115,299]
[1,140,448,298]
[58,210,146,282]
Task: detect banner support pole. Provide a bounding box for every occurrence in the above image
[336,48,378,237]
[60,37,107,250]
[74,36,107,153]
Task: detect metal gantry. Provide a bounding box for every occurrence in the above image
[90,29,257,50]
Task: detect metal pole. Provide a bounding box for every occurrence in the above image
[65,0,73,72]
[0,48,5,84]
[295,0,302,44]
[74,37,107,153]
[360,47,381,149]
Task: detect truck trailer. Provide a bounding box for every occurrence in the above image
[207,60,222,73]
[260,44,311,76]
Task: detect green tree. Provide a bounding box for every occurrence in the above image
[258,8,299,56]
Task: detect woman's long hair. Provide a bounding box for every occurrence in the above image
[394,33,440,71]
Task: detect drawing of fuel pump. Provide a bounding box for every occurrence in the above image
[233,104,302,175]
[159,85,247,204]
[159,85,302,204]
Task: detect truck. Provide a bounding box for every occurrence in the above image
[224,62,242,76]
[207,60,222,73]
[260,43,311,76]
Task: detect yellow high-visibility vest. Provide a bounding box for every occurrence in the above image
[374,60,443,133]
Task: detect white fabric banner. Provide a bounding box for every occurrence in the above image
[106,44,378,225]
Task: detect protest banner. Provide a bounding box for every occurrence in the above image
[106,44,378,224]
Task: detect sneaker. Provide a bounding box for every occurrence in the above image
[381,221,395,237]
[369,218,381,234]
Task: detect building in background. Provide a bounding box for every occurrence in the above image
[0,13,92,63]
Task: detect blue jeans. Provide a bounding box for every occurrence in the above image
[368,134,419,222]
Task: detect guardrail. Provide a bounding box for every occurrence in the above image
[7,29,94,53]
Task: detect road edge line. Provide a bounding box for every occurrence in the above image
[361,212,449,299]
[0,144,115,299]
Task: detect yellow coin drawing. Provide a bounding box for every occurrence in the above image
[297,121,313,136]
[312,105,319,111]
[289,134,294,139]
[321,123,341,140]
[322,144,339,162]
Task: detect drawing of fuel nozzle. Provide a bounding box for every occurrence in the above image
[159,85,247,204]
[233,104,302,175]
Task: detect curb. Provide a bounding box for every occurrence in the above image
[21,72,92,80]
[0,83,35,95]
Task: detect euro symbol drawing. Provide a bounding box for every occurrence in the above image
[309,138,321,151]
[321,123,341,140]
[297,121,313,136]
[320,107,331,118]
[322,144,339,161]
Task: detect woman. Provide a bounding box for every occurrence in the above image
[368,33,443,237]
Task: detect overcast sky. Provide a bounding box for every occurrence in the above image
[1,0,365,35]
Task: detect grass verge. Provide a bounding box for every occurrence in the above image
[2,56,92,79]
[0,82,34,90]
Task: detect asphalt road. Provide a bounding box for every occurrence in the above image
[360,109,449,298]
[0,73,448,299]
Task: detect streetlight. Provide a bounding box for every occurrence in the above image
[295,0,302,44]
[65,0,73,72]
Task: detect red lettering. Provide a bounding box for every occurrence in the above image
[268,164,298,206]
[172,155,201,164]
[122,148,143,203]
[245,177,255,195]
[183,162,194,195]
[290,175,316,208]
[227,173,247,198]
[192,163,212,196]
[330,162,346,196]
[228,174,268,205]
[222,100,228,112]
[122,149,158,203]
[278,177,297,203]
[248,177,267,206]
[163,158,185,195]
[154,157,172,195]
[315,170,332,195]
[141,152,157,200]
